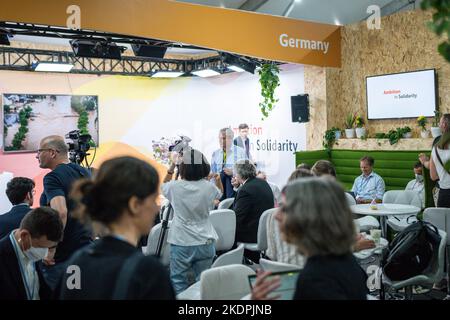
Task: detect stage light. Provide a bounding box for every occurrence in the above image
[132,44,167,59]
[70,39,124,60]
[192,69,221,77]
[222,53,256,74]
[0,34,10,45]
[151,71,184,78]
[33,62,74,73]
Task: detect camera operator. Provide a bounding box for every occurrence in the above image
[162,149,222,294]
[36,135,93,290]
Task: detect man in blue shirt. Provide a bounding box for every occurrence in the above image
[352,156,385,204]
[211,128,247,200]
[0,177,35,240]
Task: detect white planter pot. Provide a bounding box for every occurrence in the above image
[420,130,430,139]
[345,128,355,139]
[355,127,366,138]
[402,132,412,139]
[334,130,341,140]
[431,127,442,138]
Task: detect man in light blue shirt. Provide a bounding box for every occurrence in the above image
[211,127,247,200]
[352,156,385,204]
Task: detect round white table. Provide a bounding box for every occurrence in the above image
[350,203,421,237]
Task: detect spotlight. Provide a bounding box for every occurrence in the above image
[70,39,125,60]
[192,69,221,78]
[33,62,74,73]
[0,33,10,46]
[132,44,167,59]
[222,53,256,74]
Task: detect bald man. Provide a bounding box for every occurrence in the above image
[36,135,92,290]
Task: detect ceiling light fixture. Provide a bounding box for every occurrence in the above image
[33,62,74,73]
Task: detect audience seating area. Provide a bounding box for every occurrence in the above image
[295,149,435,208]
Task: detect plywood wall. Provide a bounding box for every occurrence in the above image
[326,9,450,142]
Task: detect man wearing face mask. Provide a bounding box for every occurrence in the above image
[0,207,63,300]
[405,162,425,208]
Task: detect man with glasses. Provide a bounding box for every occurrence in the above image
[36,135,92,290]
[0,177,35,239]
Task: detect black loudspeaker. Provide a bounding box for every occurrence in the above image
[132,44,167,59]
[291,94,309,123]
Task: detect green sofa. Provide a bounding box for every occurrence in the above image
[295,149,434,208]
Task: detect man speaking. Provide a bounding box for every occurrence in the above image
[36,135,92,289]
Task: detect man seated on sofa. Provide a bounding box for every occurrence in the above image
[352,156,385,204]
[405,162,425,208]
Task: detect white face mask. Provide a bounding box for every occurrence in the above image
[24,246,49,262]
[415,174,424,182]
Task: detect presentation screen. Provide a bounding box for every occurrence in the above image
[366,69,437,120]
[3,94,99,152]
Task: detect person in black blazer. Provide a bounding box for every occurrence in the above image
[57,157,175,300]
[251,178,368,300]
[0,207,63,300]
[233,160,274,247]
[0,177,35,240]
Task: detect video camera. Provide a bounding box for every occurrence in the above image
[169,135,191,155]
[66,130,92,165]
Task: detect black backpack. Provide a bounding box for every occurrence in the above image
[382,220,441,281]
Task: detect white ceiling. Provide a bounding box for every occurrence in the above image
[176,0,413,25]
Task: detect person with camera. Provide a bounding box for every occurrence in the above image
[162,149,222,294]
[36,135,93,290]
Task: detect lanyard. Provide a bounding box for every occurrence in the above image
[222,150,227,169]
[9,232,36,300]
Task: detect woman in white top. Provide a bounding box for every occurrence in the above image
[162,149,222,294]
[430,132,450,207]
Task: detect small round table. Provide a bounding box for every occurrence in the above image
[350,203,421,238]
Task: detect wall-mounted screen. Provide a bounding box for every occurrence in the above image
[3,94,99,152]
[366,69,437,120]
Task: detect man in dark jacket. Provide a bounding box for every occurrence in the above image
[0,177,35,239]
[232,160,274,262]
[0,207,63,300]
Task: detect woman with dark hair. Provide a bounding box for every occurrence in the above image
[58,156,174,300]
[163,149,222,294]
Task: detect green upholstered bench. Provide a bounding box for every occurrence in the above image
[295,149,434,208]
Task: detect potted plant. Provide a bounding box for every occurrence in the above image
[417,116,429,138]
[355,116,366,138]
[332,127,341,140]
[400,126,412,138]
[431,110,442,138]
[323,128,338,153]
[258,63,280,119]
[344,113,356,138]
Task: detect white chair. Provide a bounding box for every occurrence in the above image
[177,244,246,300]
[238,208,276,254]
[211,244,244,268]
[144,222,171,266]
[383,229,447,299]
[200,264,255,300]
[210,209,236,251]
[259,258,301,272]
[384,190,422,232]
[218,197,234,210]
[345,192,356,206]
[356,216,380,232]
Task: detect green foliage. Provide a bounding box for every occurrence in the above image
[77,110,89,135]
[375,126,411,145]
[421,0,450,63]
[344,113,356,129]
[4,105,11,113]
[9,106,33,150]
[355,116,365,128]
[433,110,442,126]
[417,116,428,130]
[258,64,280,119]
[323,128,339,153]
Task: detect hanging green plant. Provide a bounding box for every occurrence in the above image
[258,63,280,119]
[421,0,450,62]
[322,127,340,155]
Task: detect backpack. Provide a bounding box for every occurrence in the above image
[381,220,441,281]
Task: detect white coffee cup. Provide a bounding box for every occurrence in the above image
[370,229,381,245]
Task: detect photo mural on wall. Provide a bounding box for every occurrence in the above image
[2,94,99,152]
